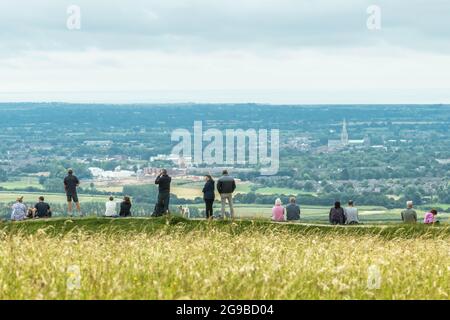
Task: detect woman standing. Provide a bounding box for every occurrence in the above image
[329,201,346,225]
[202,175,215,219]
[119,196,132,217]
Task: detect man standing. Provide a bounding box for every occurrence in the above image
[154,169,171,216]
[34,196,51,218]
[217,170,236,219]
[401,201,417,224]
[64,169,82,217]
[286,197,301,221]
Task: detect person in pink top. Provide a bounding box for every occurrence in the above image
[272,198,285,222]
[424,209,438,224]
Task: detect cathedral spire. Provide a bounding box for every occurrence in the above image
[341,119,349,145]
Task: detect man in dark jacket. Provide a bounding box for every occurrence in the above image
[286,197,300,221]
[153,169,171,216]
[217,170,236,219]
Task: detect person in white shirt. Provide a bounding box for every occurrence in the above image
[344,200,359,225]
[104,196,118,217]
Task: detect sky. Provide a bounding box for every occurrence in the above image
[0,0,450,104]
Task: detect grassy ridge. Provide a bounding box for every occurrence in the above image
[2,216,449,239]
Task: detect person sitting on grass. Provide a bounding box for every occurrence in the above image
[286,197,300,221]
[329,201,346,225]
[272,198,285,222]
[34,196,52,218]
[27,207,35,219]
[119,196,132,217]
[424,209,439,225]
[104,196,118,217]
[401,201,417,224]
[344,200,359,225]
[11,196,27,221]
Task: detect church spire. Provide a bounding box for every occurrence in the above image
[341,119,349,145]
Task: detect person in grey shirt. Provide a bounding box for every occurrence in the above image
[401,201,417,223]
[344,200,359,225]
[217,170,236,219]
[286,197,300,221]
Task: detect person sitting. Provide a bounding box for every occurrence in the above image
[104,196,118,217]
[401,201,417,224]
[119,196,132,217]
[285,197,300,221]
[344,200,359,225]
[34,196,51,218]
[11,196,27,221]
[272,198,285,222]
[329,201,345,225]
[27,207,35,219]
[424,209,439,225]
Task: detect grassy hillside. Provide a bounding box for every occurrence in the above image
[0,217,448,300]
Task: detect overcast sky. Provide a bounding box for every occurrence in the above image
[1,0,450,104]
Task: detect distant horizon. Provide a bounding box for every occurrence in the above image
[0,100,449,107]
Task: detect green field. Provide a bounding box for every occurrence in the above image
[0,217,448,300]
[254,187,315,196]
[0,177,43,190]
[0,191,105,204]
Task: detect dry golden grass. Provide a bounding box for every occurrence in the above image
[0,221,448,300]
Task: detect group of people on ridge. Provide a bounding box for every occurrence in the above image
[271,199,359,224]
[151,169,236,219]
[8,169,442,225]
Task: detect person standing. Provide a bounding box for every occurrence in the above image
[344,200,359,225]
[11,196,27,221]
[329,201,346,225]
[119,196,132,217]
[104,196,118,217]
[217,170,236,219]
[272,198,285,222]
[64,169,82,217]
[34,196,51,218]
[202,175,215,220]
[286,197,301,221]
[153,169,171,216]
[401,201,417,224]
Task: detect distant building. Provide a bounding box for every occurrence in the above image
[328,119,370,151]
[83,140,113,147]
[89,167,135,179]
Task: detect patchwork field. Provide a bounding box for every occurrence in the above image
[0,191,105,204]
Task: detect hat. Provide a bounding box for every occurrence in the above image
[16,196,24,202]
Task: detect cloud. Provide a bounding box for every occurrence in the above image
[0,0,449,54]
[0,0,449,103]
